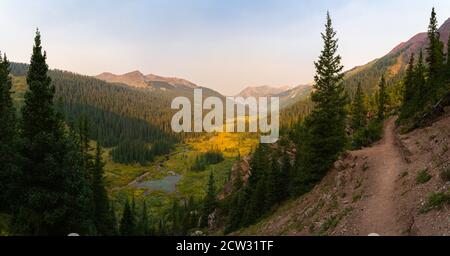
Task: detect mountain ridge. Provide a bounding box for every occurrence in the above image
[95,70,199,90]
[236,85,292,98]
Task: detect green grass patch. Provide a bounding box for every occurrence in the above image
[319,216,339,234]
[416,169,432,184]
[420,191,450,213]
[352,194,362,203]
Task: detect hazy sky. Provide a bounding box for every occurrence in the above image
[1,0,450,95]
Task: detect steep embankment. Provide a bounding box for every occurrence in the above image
[238,113,450,236]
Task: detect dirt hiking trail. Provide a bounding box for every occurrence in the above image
[353,117,405,236]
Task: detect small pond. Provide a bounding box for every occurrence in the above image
[134,175,182,193]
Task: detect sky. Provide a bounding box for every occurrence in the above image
[1,0,450,95]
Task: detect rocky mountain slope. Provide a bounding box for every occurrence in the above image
[236,84,312,109]
[343,18,450,94]
[276,85,313,109]
[236,112,450,236]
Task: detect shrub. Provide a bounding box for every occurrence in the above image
[319,215,339,234]
[420,191,450,213]
[416,169,432,184]
[352,120,383,149]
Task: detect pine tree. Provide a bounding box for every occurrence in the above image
[445,32,450,80]
[426,8,444,82]
[414,50,427,107]
[131,196,136,218]
[248,176,267,217]
[447,33,450,69]
[138,200,149,235]
[108,202,119,236]
[225,194,241,234]
[294,12,347,193]
[233,169,243,192]
[0,53,21,213]
[281,151,292,199]
[201,171,216,227]
[240,144,268,225]
[78,117,94,175]
[403,55,416,103]
[350,83,368,131]
[15,30,94,235]
[400,54,416,120]
[186,196,198,230]
[265,155,282,209]
[92,142,113,235]
[119,200,135,236]
[377,75,388,120]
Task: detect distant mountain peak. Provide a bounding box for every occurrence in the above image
[125,70,145,76]
[145,74,198,89]
[95,70,202,91]
[95,70,148,88]
[236,85,292,98]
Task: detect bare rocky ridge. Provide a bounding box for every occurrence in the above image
[237,113,450,236]
[95,70,225,99]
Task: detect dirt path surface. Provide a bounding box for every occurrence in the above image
[353,117,405,236]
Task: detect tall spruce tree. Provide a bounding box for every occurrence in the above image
[400,54,416,120]
[15,30,94,235]
[426,8,444,83]
[377,75,388,120]
[0,53,20,213]
[414,50,427,107]
[265,156,282,209]
[350,83,368,131]
[108,202,119,236]
[119,199,135,236]
[136,199,149,235]
[404,55,416,102]
[241,145,266,225]
[78,117,94,176]
[281,151,292,198]
[92,142,113,235]
[201,171,216,228]
[447,33,450,69]
[294,12,347,193]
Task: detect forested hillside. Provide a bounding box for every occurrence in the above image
[10,63,179,163]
